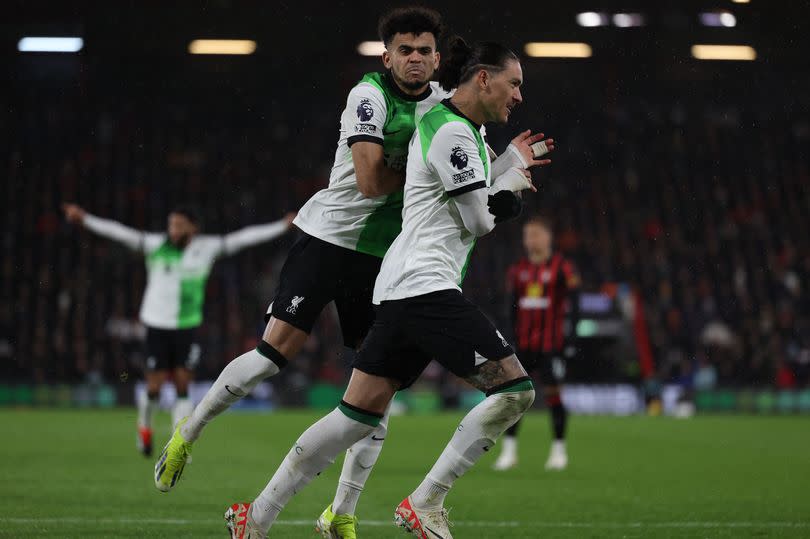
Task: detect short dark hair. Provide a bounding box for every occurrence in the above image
[170,204,201,227]
[378,7,444,47]
[525,214,552,231]
[437,36,519,92]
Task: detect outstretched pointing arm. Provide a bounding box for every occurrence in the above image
[63,203,145,252]
[221,212,296,256]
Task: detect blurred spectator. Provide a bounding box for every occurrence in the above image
[3,85,808,396]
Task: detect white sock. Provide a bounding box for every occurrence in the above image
[251,404,379,532]
[552,439,566,453]
[172,396,194,429]
[500,435,517,457]
[332,405,391,515]
[411,383,535,510]
[137,390,157,429]
[181,347,281,442]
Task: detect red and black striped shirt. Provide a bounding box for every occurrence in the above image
[507,253,579,353]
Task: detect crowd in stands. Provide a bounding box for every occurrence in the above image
[3,84,808,392]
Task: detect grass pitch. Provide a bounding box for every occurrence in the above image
[0,409,807,538]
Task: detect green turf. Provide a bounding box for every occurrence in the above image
[0,409,808,538]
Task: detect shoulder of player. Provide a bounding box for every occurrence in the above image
[430,118,479,142]
[190,235,224,251]
[351,72,389,98]
[347,79,387,109]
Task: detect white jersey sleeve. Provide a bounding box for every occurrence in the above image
[426,122,488,198]
[344,83,387,148]
[142,234,165,254]
[83,214,164,254]
[220,219,289,255]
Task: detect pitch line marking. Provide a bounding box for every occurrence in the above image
[1,517,808,528]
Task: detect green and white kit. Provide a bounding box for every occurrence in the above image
[373,100,495,303]
[293,71,450,258]
[83,215,288,329]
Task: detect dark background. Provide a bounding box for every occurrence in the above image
[2,1,809,397]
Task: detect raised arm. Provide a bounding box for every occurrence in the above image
[63,203,146,252]
[221,213,295,256]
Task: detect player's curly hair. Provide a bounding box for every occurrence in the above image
[377,6,444,47]
[437,36,519,92]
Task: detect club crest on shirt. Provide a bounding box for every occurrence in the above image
[287,296,305,315]
[356,99,374,122]
[450,146,469,170]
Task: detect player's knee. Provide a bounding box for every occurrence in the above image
[510,387,535,415]
[226,343,288,393]
[478,381,535,438]
[487,378,535,411]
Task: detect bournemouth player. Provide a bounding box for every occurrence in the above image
[156,7,452,538]
[222,38,553,539]
[493,215,581,471]
[61,203,294,456]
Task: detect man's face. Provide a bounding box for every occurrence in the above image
[523,222,551,255]
[383,32,439,91]
[481,59,523,124]
[167,213,197,247]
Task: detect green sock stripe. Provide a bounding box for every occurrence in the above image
[338,403,382,427]
[492,378,535,396]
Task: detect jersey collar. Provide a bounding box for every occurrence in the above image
[382,71,433,102]
[441,98,482,130]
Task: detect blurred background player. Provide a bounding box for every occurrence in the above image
[493,214,580,471]
[62,203,295,456]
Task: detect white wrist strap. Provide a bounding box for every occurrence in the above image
[491,167,532,193]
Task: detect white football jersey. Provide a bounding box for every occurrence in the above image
[294,71,450,258]
[373,100,492,303]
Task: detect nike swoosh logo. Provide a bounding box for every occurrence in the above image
[225,385,243,397]
[357,463,373,470]
[425,525,445,538]
[371,435,386,441]
[383,129,402,136]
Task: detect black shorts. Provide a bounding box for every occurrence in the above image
[353,290,515,390]
[518,349,566,385]
[268,233,382,349]
[145,327,201,372]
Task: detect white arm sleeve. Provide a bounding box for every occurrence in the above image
[221,219,289,256]
[83,214,147,252]
[491,143,530,178]
[426,122,495,237]
[428,122,488,198]
[344,83,387,148]
[452,188,496,237]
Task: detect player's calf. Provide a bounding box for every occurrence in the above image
[180,342,288,443]
[406,377,534,522]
